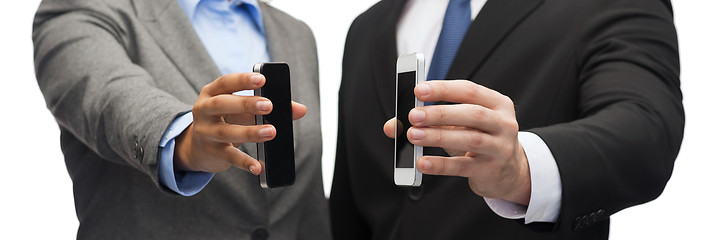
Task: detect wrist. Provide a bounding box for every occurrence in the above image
[504,142,531,205]
[174,124,196,172]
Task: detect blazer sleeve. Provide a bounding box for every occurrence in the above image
[33,1,191,186]
[528,0,683,233]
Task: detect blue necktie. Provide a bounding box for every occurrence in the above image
[427,0,472,81]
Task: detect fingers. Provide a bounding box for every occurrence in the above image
[417,155,476,177]
[224,114,255,126]
[220,146,262,175]
[382,118,397,138]
[200,144,262,175]
[292,101,307,120]
[198,98,307,122]
[197,95,272,116]
[415,80,514,111]
[202,73,265,97]
[407,126,500,156]
[175,123,264,175]
[408,104,505,133]
[222,100,305,124]
[195,122,277,144]
[184,72,295,176]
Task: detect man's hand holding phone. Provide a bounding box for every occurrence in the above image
[384,80,531,205]
[174,72,306,176]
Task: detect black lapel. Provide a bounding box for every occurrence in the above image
[369,0,409,116]
[133,0,222,92]
[446,0,544,80]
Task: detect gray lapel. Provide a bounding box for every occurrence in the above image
[260,3,295,64]
[238,2,301,156]
[133,0,222,92]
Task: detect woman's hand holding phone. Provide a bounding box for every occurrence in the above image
[174,72,306,177]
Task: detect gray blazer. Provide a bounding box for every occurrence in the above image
[33,0,330,239]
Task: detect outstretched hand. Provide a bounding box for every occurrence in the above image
[384,80,531,205]
[175,73,306,175]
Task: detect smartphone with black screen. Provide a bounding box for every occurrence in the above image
[394,53,424,186]
[253,62,295,188]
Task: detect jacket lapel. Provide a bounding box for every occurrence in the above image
[133,0,222,92]
[446,0,544,80]
[369,0,409,116]
[238,3,291,158]
[260,4,293,64]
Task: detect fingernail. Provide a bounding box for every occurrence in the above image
[421,160,432,170]
[417,83,431,97]
[256,101,272,111]
[249,165,256,174]
[409,109,425,123]
[251,74,265,85]
[408,128,424,140]
[259,126,275,138]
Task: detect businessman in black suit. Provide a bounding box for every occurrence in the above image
[330,0,684,239]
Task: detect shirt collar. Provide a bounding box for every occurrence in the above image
[238,0,265,33]
[176,0,266,33]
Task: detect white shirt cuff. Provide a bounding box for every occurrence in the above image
[484,131,562,223]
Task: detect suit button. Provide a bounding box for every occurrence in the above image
[596,209,605,218]
[251,227,269,240]
[408,186,424,201]
[590,209,606,223]
[589,212,598,223]
[573,215,588,231]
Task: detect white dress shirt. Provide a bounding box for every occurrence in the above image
[396,0,562,223]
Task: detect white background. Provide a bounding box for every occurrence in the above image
[1,0,703,239]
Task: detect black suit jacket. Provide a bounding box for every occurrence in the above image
[330,0,683,239]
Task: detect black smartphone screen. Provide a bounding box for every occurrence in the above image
[395,71,416,168]
[256,63,295,188]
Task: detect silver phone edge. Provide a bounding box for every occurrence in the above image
[411,53,424,187]
[253,63,270,188]
[394,53,425,187]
